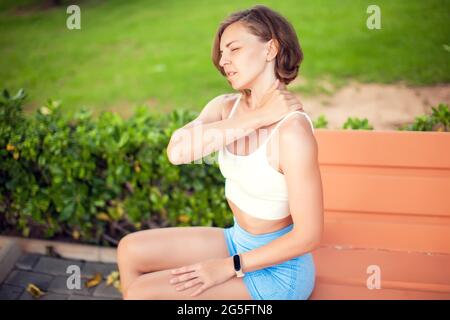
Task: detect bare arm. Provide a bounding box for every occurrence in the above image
[166,94,265,165]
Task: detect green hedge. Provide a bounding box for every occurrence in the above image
[0,89,231,246]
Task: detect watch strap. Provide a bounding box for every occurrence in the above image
[233,254,245,277]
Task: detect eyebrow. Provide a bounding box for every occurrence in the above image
[219,40,240,53]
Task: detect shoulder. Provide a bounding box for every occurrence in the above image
[279,112,315,139]
[198,93,237,122]
[278,112,318,161]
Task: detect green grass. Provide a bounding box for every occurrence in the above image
[1,0,449,117]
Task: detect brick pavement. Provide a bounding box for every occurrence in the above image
[0,253,122,300]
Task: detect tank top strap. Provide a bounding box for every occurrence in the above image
[227,93,242,119]
[262,111,314,146]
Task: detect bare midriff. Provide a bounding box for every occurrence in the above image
[228,198,293,235]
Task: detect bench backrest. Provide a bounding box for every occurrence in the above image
[316,130,450,254]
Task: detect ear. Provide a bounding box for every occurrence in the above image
[266,39,279,62]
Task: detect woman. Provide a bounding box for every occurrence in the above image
[117,5,324,300]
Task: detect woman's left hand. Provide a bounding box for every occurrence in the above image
[169,257,235,296]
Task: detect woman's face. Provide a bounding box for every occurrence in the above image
[219,22,271,90]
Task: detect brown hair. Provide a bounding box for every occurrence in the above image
[211,5,303,97]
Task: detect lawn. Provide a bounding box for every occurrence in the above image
[0,0,449,118]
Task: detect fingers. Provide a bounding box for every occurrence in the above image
[175,278,202,291]
[270,79,280,93]
[171,264,196,274]
[290,103,304,112]
[292,104,304,112]
[191,284,207,297]
[283,95,298,103]
[258,81,305,113]
[283,94,304,112]
[278,81,287,90]
[169,271,198,284]
[281,92,303,106]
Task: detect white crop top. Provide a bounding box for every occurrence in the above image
[218,93,315,220]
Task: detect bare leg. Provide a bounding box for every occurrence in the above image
[124,268,252,300]
[117,226,233,297]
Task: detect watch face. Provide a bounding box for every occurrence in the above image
[233,254,241,271]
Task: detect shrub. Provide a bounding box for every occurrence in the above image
[313,115,328,129]
[0,89,231,246]
[342,117,374,130]
[398,103,450,131]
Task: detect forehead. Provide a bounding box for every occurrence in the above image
[220,22,257,47]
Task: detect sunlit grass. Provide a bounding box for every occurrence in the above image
[1,0,448,117]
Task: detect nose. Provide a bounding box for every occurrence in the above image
[219,53,230,68]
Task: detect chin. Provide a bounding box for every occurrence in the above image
[230,81,247,91]
[231,83,240,90]
[229,81,239,90]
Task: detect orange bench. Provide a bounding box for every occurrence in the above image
[309,130,450,299]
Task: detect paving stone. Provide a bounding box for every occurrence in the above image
[33,256,85,276]
[15,253,42,271]
[92,281,122,299]
[82,262,117,278]
[19,290,68,300]
[0,284,23,300]
[47,275,95,296]
[4,270,53,290]
[0,250,121,300]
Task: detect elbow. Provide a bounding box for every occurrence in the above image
[306,217,324,251]
[303,237,321,252]
[309,239,322,251]
[292,231,322,253]
[311,226,324,249]
[308,227,324,251]
[166,147,184,165]
[166,131,184,165]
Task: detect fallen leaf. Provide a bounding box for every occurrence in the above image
[85,272,102,288]
[26,283,45,298]
[106,270,120,286]
[113,280,122,293]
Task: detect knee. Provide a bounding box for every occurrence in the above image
[117,233,137,263]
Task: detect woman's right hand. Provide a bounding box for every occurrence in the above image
[256,79,304,127]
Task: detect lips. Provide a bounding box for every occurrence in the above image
[226,71,238,78]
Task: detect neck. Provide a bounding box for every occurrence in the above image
[245,75,284,110]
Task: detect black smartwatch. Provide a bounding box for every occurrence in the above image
[233,254,245,277]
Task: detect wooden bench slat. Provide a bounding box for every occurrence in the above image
[310,283,450,300]
[322,211,450,254]
[309,246,450,299]
[321,169,450,217]
[316,130,450,168]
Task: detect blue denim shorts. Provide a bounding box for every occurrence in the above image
[223,217,316,300]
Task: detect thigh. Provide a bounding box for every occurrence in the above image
[125,269,252,300]
[117,226,230,273]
